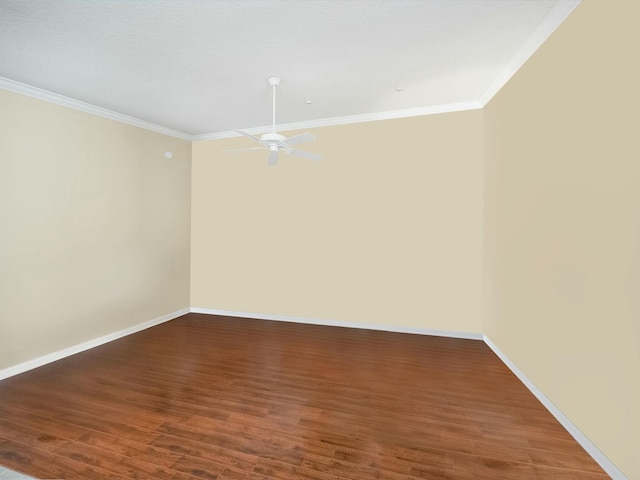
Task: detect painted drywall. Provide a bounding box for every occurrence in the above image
[0,89,191,371]
[483,0,640,478]
[191,111,483,334]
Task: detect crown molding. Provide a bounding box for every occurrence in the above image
[0,76,192,141]
[189,0,583,144]
[478,0,582,106]
[3,0,579,147]
[2,74,482,143]
[191,101,483,141]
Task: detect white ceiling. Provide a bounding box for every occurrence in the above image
[0,0,580,140]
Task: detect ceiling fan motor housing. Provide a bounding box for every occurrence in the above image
[261,132,286,145]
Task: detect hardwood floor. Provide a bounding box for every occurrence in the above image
[0,314,608,479]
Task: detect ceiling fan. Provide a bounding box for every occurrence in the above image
[224,77,322,166]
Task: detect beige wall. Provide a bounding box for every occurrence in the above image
[192,111,483,334]
[0,90,191,371]
[483,0,640,478]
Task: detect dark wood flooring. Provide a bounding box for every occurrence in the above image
[0,313,608,479]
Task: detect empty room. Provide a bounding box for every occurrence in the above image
[0,1,638,479]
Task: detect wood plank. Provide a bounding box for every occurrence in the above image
[0,313,609,479]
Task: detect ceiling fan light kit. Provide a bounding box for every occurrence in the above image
[224,77,322,166]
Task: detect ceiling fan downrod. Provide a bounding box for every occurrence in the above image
[268,77,280,134]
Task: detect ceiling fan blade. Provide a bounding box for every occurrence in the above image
[284,132,315,146]
[287,149,322,161]
[268,149,278,166]
[222,147,264,153]
[233,129,263,143]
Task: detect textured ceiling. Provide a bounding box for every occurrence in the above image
[0,0,580,139]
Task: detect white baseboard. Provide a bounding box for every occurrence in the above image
[0,306,627,478]
[0,307,190,381]
[483,335,627,480]
[190,307,483,340]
